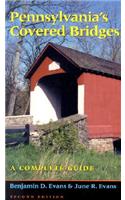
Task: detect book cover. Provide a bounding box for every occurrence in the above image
[5,0,121,199]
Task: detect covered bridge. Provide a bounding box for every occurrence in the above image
[25,42,121,152]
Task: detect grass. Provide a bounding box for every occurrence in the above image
[6,132,23,139]
[6,144,121,180]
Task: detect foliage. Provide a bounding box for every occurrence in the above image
[40,123,83,153]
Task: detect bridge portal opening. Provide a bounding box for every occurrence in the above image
[37,73,78,122]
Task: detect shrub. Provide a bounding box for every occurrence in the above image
[40,123,83,153]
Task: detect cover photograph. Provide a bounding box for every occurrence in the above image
[5,0,121,199]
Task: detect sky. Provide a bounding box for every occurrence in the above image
[5,0,121,75]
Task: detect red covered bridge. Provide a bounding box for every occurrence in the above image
[25,42,121,152]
